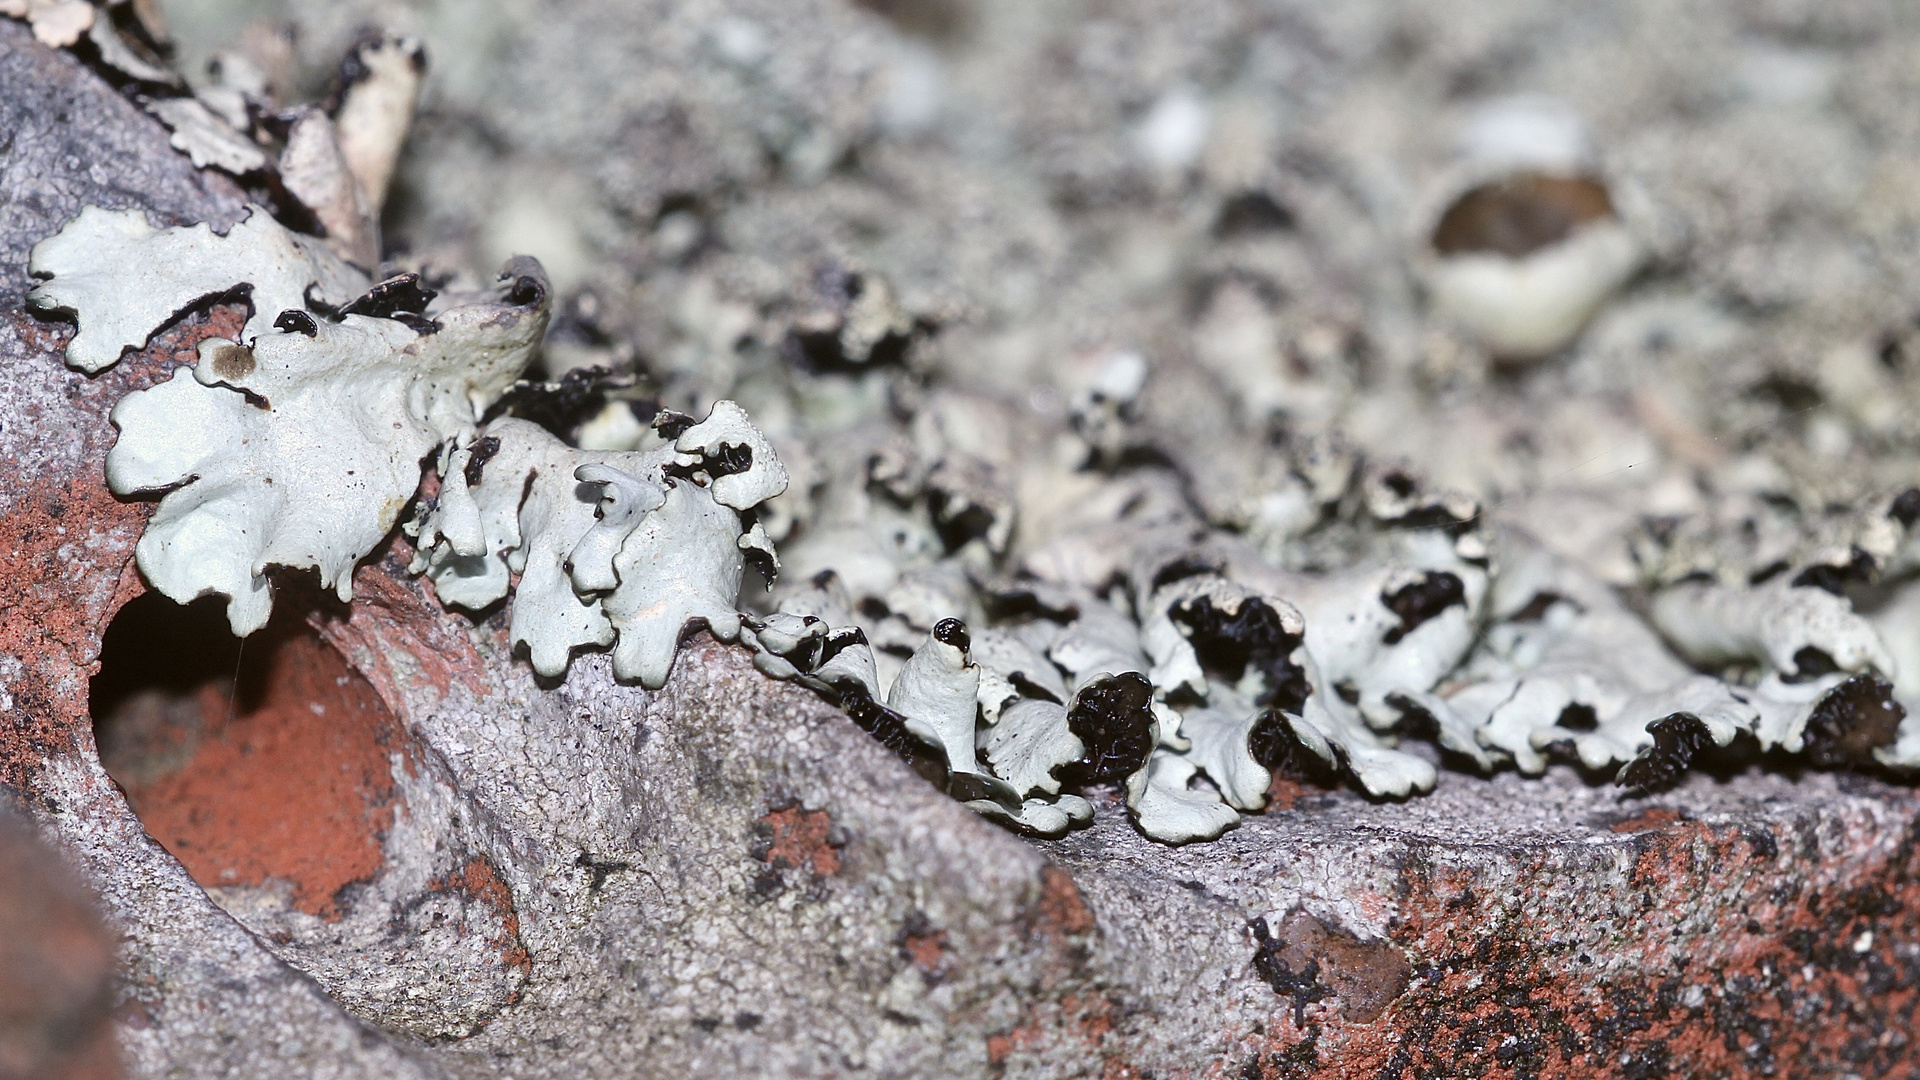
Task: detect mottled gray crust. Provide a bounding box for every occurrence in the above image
[1037,766,1920,1078]
[0,20,245,310]
[402,639,1078,1078]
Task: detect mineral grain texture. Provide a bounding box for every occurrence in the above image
[5,13,1920,1080]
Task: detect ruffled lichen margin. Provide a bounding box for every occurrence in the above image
[29,202,1920,848]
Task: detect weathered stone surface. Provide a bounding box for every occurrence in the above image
[7,9,1920,1080]
[1037,770,1920,1077]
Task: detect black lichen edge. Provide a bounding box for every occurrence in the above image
[1888,487,1920,528]
[1801,674,1905,769]
[490,365,635,441]
[1380,571,1465,646]
[1061,671,1156,786]
[340,272,436,319]
[273,309,318,337]
[1169,594,1311,712]
[932,617,969,651]
[1616,713,1715,794]
[1248,709,1345,786]
[463,435,502,488]
[808,629,947,787]
[1788,546,1877,596]
[652,408,697,440]
[664,441,754,485]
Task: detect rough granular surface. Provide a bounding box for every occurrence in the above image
[1037,769,1920,1077]
[9,1,1920,1078]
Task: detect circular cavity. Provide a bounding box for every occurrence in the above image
[1430,172,1616,260]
